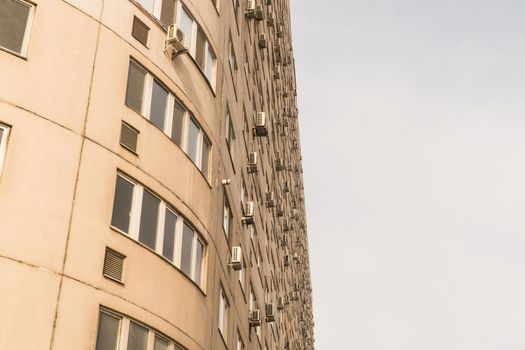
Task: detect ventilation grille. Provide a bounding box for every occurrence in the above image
[103,247,125,283]
[120,122,139,153]
[131,16,149,47]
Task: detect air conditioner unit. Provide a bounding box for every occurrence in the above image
[258,33,267,49]
[265,191,275,208]
[283,219,290,231]
[249,309,262,326]
[164,25,188,59]
[276,25,284,38]
[277,296,285,310]
[255,4,264,20]
[281,234,288,247]
[275,157,285,171]
[253,111,268,136]
[245,0,256,18]
[267,11,275,26]
[275,203,284,217]
[266,303,275,322]
[230,246,243,270]
[247,151,258,174]
[242,201,255,225]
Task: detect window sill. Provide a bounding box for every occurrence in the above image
[0,46,28,60]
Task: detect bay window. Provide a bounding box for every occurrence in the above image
[125,59,211,178]
[110,173,206,286]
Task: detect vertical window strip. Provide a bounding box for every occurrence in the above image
[110,173,206,286]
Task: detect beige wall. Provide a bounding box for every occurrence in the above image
[0,0,314,349]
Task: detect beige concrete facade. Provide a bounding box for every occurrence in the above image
[0,0,314,349]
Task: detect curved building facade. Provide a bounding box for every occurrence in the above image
[0,0,314,349]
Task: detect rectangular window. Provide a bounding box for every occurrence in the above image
[225,111,235,160]
[222,196,232,239]
[229,38,237,77]
[134,0,175,27]
[0,124,10,177]
[0,0,34,56]
[110,174,206,286]
[236,333,244,350]
[125,60,211,177]
[176,4,216,86]
[95,309,184,350]
[218,287,229,342]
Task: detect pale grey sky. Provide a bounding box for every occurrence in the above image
[291,0,525,348]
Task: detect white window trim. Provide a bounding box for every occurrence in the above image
[0,124,10,176]
[111,173,205,286]
[0,0,35,57]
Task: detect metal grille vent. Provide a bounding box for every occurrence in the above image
[103,247,125,282]
[131,16,149,47]
[120,122,139,153]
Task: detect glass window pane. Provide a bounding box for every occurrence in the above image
[154,336,169,350]
[137,0,154,13]
[200,135,210,176]
[205,46,215,83]
[195,28,206,70]
[150,80,168,131]
[95,312,121,350]
[180,222,193,276]
[171,100,185,146]
[0,128,4,144]
[194,239,203,285]
[111,176,134,233]
[162,209,177,261]
[186,118,199,164]
[125,61,146,114]
[127,321,148,350]
[0,0,31,54]
[179,7,193,48]
[160,0,175,27]
[138,190,160,250]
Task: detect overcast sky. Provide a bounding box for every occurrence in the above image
[291,0,525,348]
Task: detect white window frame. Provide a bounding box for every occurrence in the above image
[175,3,216,86]
[223,196,232,239]
[96,308,183,350]
[111,173,206,286]
[0,124,10,176]
[0,0,35,57]
[218,286,229,342]
[126,60,211,177]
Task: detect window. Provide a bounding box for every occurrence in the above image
[228,38,238,79]
[223,196,232,239]
[95,309,185,350]
[125,60,211,177]
[236,333,244,350]
[110,173,206,286]
[133,0,176,27]
[176,4,216,85]
[0,0,34,56]
[225,110,236,160]
[0,124,10,176]
[218,286,229,342]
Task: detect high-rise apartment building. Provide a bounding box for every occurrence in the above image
[0,0,313,349]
